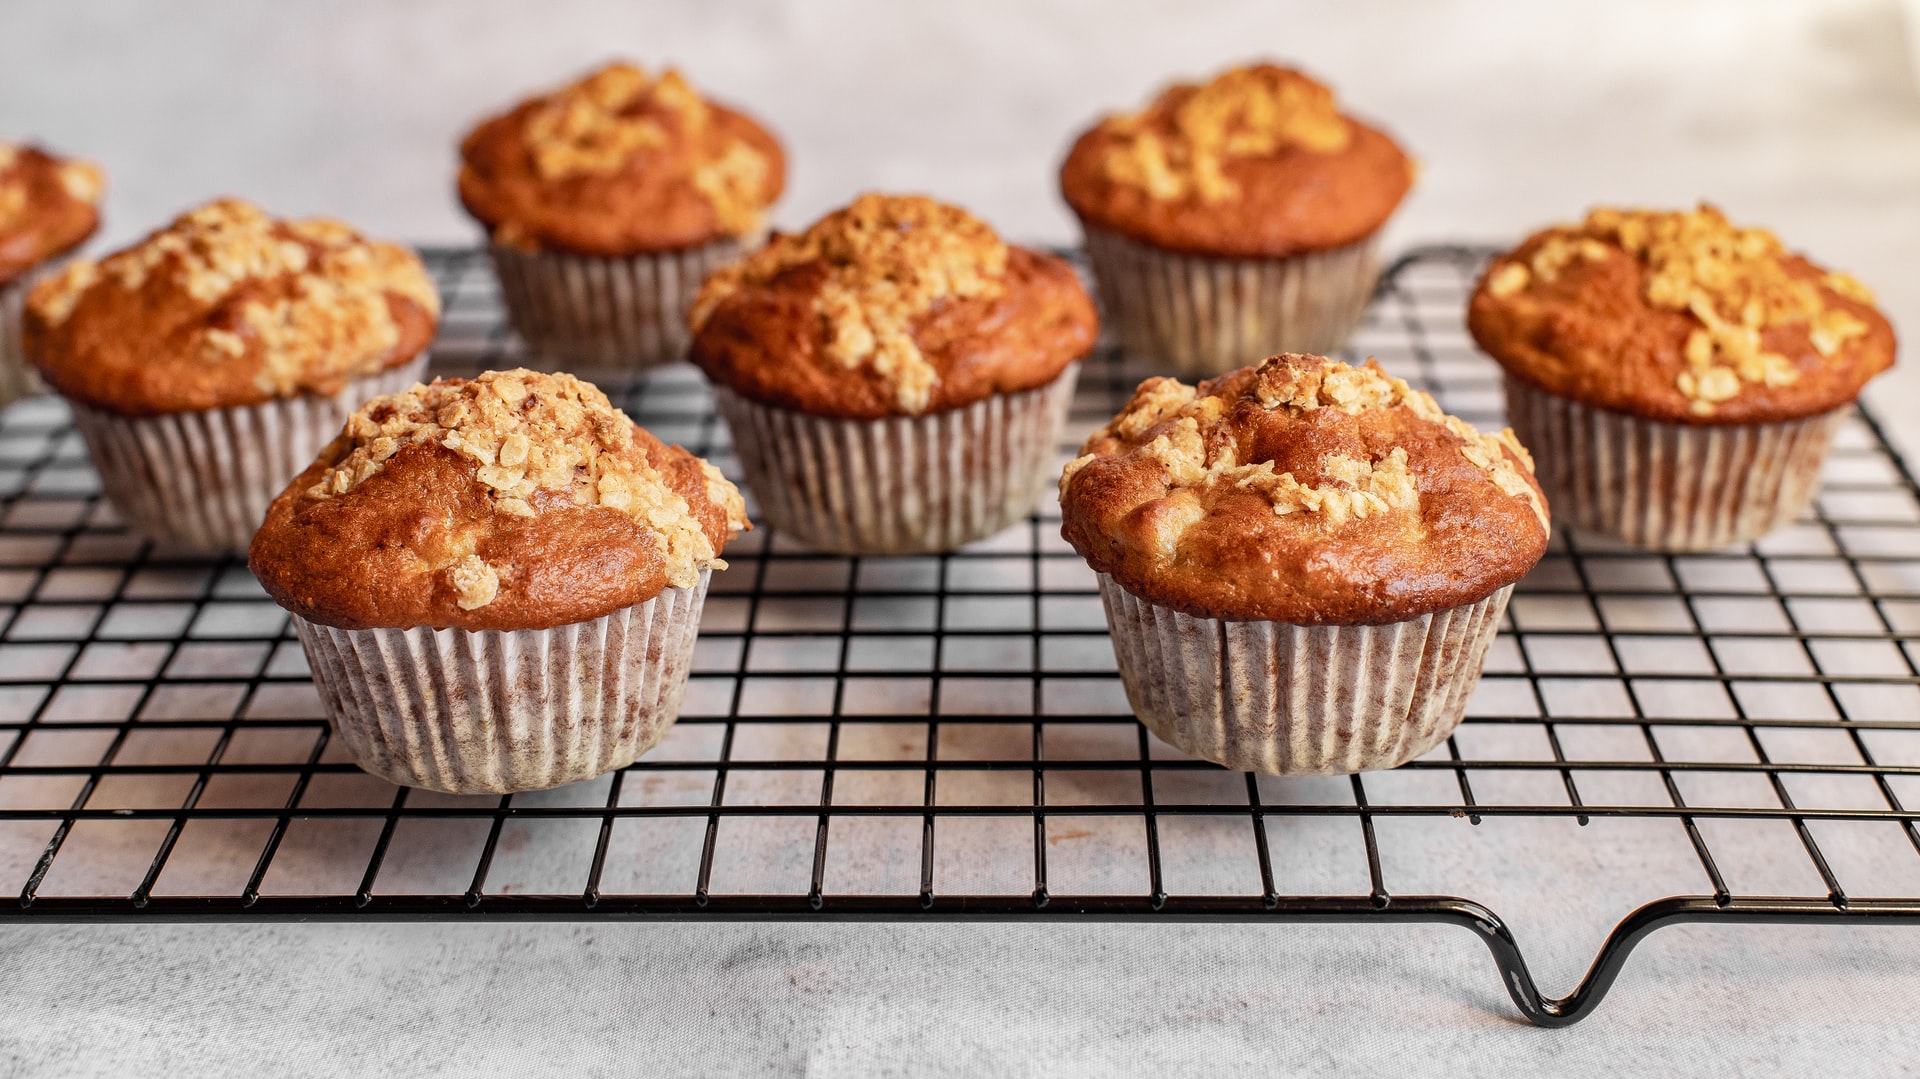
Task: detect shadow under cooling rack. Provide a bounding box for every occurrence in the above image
[1,246,1917,1027]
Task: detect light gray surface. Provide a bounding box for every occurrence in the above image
[3,921,1919,1076]
[3,0,1919,1073]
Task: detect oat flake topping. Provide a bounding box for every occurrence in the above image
[520,62,772,236]
[1063,355,1545,533]
[0,142,103,234]
[311,369,745,606]
[689,193,1010,414]
[1486,205,1875,417]
[1097,65,1352,204]
[27,198,439,398]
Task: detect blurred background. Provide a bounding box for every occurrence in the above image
[10,0,1912,435]
[2,0,1914,247]
[0,0,1913,372]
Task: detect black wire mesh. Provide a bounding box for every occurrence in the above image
[1,246,1916,1026]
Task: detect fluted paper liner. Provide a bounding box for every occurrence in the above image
[68,357,427,555]
[1079,226,1380,375]
[713,365,1080,555]
[0,263,58,410]
[1503,375,1844,551]
[490,236,755,370]
[294,572,709,794]
[1098,573,1512,775]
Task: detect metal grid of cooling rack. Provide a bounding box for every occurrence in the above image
[0,247,1916,1027]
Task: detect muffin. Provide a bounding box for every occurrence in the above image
[459,61,785,370]
[249,368,749,794]
[23,198,438,554]
[689,192,1099,554]
[1469,205,1897,550]
[1058,353,1548,774]
[0,142,103,408]
[1059,63,1414,374]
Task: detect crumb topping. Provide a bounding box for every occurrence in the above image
[310,369,746,600]
[519,62,773,235]
[0,141,103,234]
[26,199,439,397]
[447,553,503,611]
[1488,205,1877,417]
[690,193,1010,413]
[690,140,772,236]
[1065,354,1545,532]
[57,161,104,205]
[1095,65,1352,204]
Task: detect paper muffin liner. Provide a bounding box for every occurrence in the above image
[1079,225,1380,376]
[712,365,1079,555]
[293,571,710,794]
[0,264,59,410]
[1503,375,1845,551]
[489,235,757,371]
[67,356,428,555]
[1098,573,1512,775]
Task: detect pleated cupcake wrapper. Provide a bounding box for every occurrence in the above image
[1503,375,1844,552]
[713,366,1080,555]
[68,357,428,555]
[293,572,710,795]
[0,264,58,410]
[1098,573,1511,775]
[1079,225,1380,376]
[489,236,756,371]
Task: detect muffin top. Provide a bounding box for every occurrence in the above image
[250,369,749,632]
[1059,353,1548,624]
[1468,205,1896,425]
[0,142,104,287]
[1058,63,1415,258]
[24,198,439,417]
[688,193,1098,418]
[458,61,786,256]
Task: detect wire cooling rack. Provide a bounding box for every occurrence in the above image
[0,247,1915,1026]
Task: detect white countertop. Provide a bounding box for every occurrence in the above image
[3,0,1919,1073]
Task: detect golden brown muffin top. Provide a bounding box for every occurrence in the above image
[250,369,749,631]
[1469,205,1896,425]
[689,193,1097,419]
[458,61,786,256]
[1059,353,1548,624]
[0,142,104,287]
[1058,63,1415,257]
[24,198,439,417]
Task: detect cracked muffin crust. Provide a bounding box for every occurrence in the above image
[459,61,785,255]
[1468,204,1896,425]
[23,198,438,416]
[250,369,749,632]
[688,193,1097,418]
[0,142,103,287]
[1059,353,1548,623]
[1058,63,1415,258]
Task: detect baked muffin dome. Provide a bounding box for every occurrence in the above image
[251,369,749,632]
[1058,63,1415,258]
[459,61,785,256]
[1059,353,1548,624]
[1468,204,1896,425]
[688,192,1098,418]
[0,142,103,286]
[24,198,438,416]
